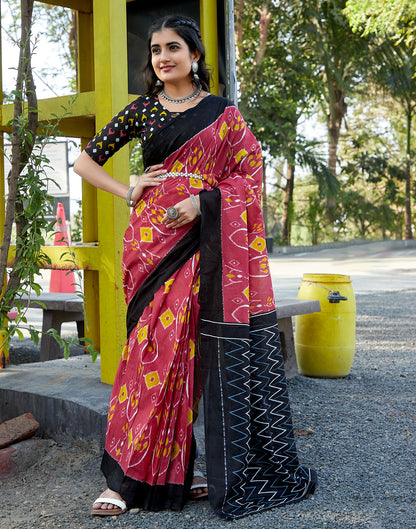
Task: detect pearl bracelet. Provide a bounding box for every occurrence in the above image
[126,186,136,207]
[190,194,201,216]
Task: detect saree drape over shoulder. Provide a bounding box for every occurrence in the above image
[85,94,316,519]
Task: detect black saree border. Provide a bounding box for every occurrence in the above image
[200,310,317,520]
[198,188,224,322]
[143,95,233,168]
[126,221,201,338]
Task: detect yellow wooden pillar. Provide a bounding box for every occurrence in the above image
[93,0,130,383]
[200,0,219,95]
[77,7,101,354]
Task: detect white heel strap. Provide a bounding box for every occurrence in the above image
[93,497,127,510]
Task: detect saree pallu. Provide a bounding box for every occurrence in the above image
[100,95,316,518]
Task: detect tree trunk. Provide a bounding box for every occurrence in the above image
[234,0,244,63]
[281,163,295,245]
[255,3,272,67]
[327,80,347,216]
[404,106,413,240]
[0,0,37,305]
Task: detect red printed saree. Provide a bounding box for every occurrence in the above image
[85,94,316,519]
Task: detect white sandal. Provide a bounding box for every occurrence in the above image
[91,496,128,516]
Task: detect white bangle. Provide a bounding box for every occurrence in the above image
[190,194,201,216]
[126,186,136,207]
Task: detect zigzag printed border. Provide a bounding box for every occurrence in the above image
[202,313,316,519]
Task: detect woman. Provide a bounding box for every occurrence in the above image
[74,14,316,520]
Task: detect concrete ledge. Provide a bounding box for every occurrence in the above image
[0,356,111,449]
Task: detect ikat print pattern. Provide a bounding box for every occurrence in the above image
[104,101,275,490]
[116,102,273,322]
[105,255,200,487]
[145,104,274,322]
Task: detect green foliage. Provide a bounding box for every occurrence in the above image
[71,200,83,243]
[129,138,144,175]
[289,0,372,112]
[237,0,319,159]
[306,192,326,245]
[337,101,408,239]
[236,0,380,243]
[344,0,416,49]
[1,96,98,360]
[295,139,340,197]
[369,40,416,238]
[1,102,73,308]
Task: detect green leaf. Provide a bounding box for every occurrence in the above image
[29,328,40,346]
[63,342,70,359]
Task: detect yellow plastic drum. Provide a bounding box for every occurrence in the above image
[295,274,356,378]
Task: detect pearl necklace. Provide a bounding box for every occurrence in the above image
[160,86,201,104]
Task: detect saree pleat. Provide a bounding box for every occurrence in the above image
[87,94,316,518]
[102,254,200,510]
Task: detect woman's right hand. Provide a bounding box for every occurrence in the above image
[130,164,167,203]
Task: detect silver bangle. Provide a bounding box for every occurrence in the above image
[126,185,136,207]
[190,194,201,216]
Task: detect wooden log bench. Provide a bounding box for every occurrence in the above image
[18,293,84,362]
[276,299,321,377]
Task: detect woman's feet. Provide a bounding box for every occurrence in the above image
[189,470,208,499]
[92,473,207,515]
[91,488,128,516]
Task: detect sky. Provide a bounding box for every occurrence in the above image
[1,1,83,210]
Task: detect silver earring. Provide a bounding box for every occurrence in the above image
[156,79,163,87]
[191,60,200,83]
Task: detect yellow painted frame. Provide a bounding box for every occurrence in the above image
[0,0,220,383]
[200,0,219,95]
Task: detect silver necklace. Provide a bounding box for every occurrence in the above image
[160,86,201,104]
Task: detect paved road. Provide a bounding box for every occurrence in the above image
[270,240,416,299]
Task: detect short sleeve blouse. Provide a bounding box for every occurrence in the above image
[84,95,172,166]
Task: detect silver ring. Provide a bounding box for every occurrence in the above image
[166,207,179,219]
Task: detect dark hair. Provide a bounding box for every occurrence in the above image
[143,15,211,96]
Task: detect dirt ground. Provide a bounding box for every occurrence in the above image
[0,438,104,529]
[1,289,415,529]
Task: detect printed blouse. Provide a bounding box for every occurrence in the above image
[84,95,172,166]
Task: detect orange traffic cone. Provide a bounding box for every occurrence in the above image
[49,202,76,293]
